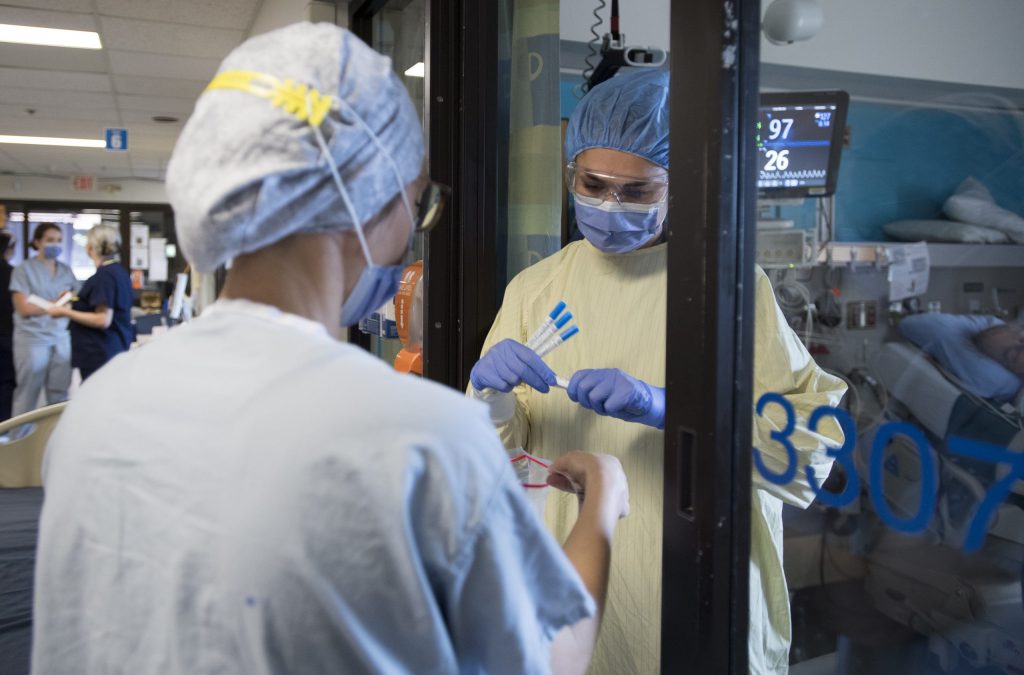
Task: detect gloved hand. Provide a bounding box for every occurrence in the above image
[470,339,557,393]
[567,369,666,429]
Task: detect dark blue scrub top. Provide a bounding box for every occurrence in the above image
[70,262,134,373]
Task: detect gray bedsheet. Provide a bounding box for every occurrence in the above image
[0,487,43,675]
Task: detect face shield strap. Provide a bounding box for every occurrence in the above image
[304,93,377,270]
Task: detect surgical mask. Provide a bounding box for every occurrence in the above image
[574,195,667,254]
[42,244,62,259]
[307,95,416,328]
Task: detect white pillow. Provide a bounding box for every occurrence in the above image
[883,218,1009,244]
[943,177,1024,244]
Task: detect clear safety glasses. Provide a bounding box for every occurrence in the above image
[565,161,669,205]
[414,181,451,233]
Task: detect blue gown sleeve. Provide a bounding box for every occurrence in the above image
[442,476,595,675]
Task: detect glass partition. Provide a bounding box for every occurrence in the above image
[757,3,1024,673]
[356,0,427,371]
[487,1,676,672]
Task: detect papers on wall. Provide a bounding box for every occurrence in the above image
[130,223,150,269]
[886,242,930,301]
[148,237,168,282]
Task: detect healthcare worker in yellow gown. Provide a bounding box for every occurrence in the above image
[469,69,847,675]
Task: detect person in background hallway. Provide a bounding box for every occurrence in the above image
[0,232,16,420]
[9,223,77,416]
[46,225,134,381]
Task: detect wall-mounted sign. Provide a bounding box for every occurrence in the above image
[105,127,128,152]
[130,223,149,269]
[70,175,95,192]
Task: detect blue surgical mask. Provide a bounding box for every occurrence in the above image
[307,95,416,328]
[574,196,666,254]
[42,244,62,259]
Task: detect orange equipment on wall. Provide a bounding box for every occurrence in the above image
[393,260,424,375]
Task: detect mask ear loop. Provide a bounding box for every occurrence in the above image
[306,93,377,269]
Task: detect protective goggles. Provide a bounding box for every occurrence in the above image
[414,181,451,233]
[565,161,668,205]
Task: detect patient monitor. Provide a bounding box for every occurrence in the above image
[757,90,849,199]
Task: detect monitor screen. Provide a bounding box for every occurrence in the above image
[757,90,849,198]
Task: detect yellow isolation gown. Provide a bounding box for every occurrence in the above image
[472,239,846,674]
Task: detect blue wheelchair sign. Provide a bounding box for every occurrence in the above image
[105,127,128,151]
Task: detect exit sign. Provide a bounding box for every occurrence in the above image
[70,175,95,192]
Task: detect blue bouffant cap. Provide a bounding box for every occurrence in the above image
[565,68,669,169]
[168,23,424,273]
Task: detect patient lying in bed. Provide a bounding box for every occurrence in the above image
[899,313,1024,403]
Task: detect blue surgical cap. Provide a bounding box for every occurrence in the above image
[167,23,424,273]
[565,68,669,169]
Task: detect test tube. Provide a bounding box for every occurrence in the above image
[536,325,579,358]
[526,301,567,350]
[528,311,574,351]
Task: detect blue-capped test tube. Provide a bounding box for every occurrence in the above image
[536,325,579,358]
[528,311,573,351]
[526,301,567,349]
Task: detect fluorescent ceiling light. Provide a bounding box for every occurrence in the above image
[0,23,102,50]
[0,135,105,148]
[73,213,102,230]
[404,62,425,78]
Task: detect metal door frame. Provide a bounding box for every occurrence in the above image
[662,0,760,672]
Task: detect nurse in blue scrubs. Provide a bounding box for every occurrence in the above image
[9,223,77,416]
[46,224,134,381]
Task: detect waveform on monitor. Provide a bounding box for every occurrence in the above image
[759,169,827,180]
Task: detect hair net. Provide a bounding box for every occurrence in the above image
[565,68,669,169]
[167,23,425,273]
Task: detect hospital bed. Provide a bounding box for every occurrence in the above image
[860,342,1023,673]
[0,403,66,675]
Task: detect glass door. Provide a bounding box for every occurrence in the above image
[756,2,1024,674]
[354,1,764,672]
[350,0,429,373]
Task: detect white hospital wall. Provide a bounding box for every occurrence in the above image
[248,0,348,38]
[560,0,670,51]
[0,174,167,203]
[560,0,1024,90]
[760,0,1024,90]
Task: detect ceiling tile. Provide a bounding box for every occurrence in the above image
[108,50,218,82]
[117,110,186,130]
[0,66,111,93]
[99,16,243,59]
[112,74,204,99]
[0,6,97,32]
[0,144,129,171]
[0,104,120,124]
[0,1,94,12]
[95,0,260,31]
[1,86,116,109]
[0,146,31,172]
[122,134,176,154]
[116,94,195,115]
[0,42,108,73]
